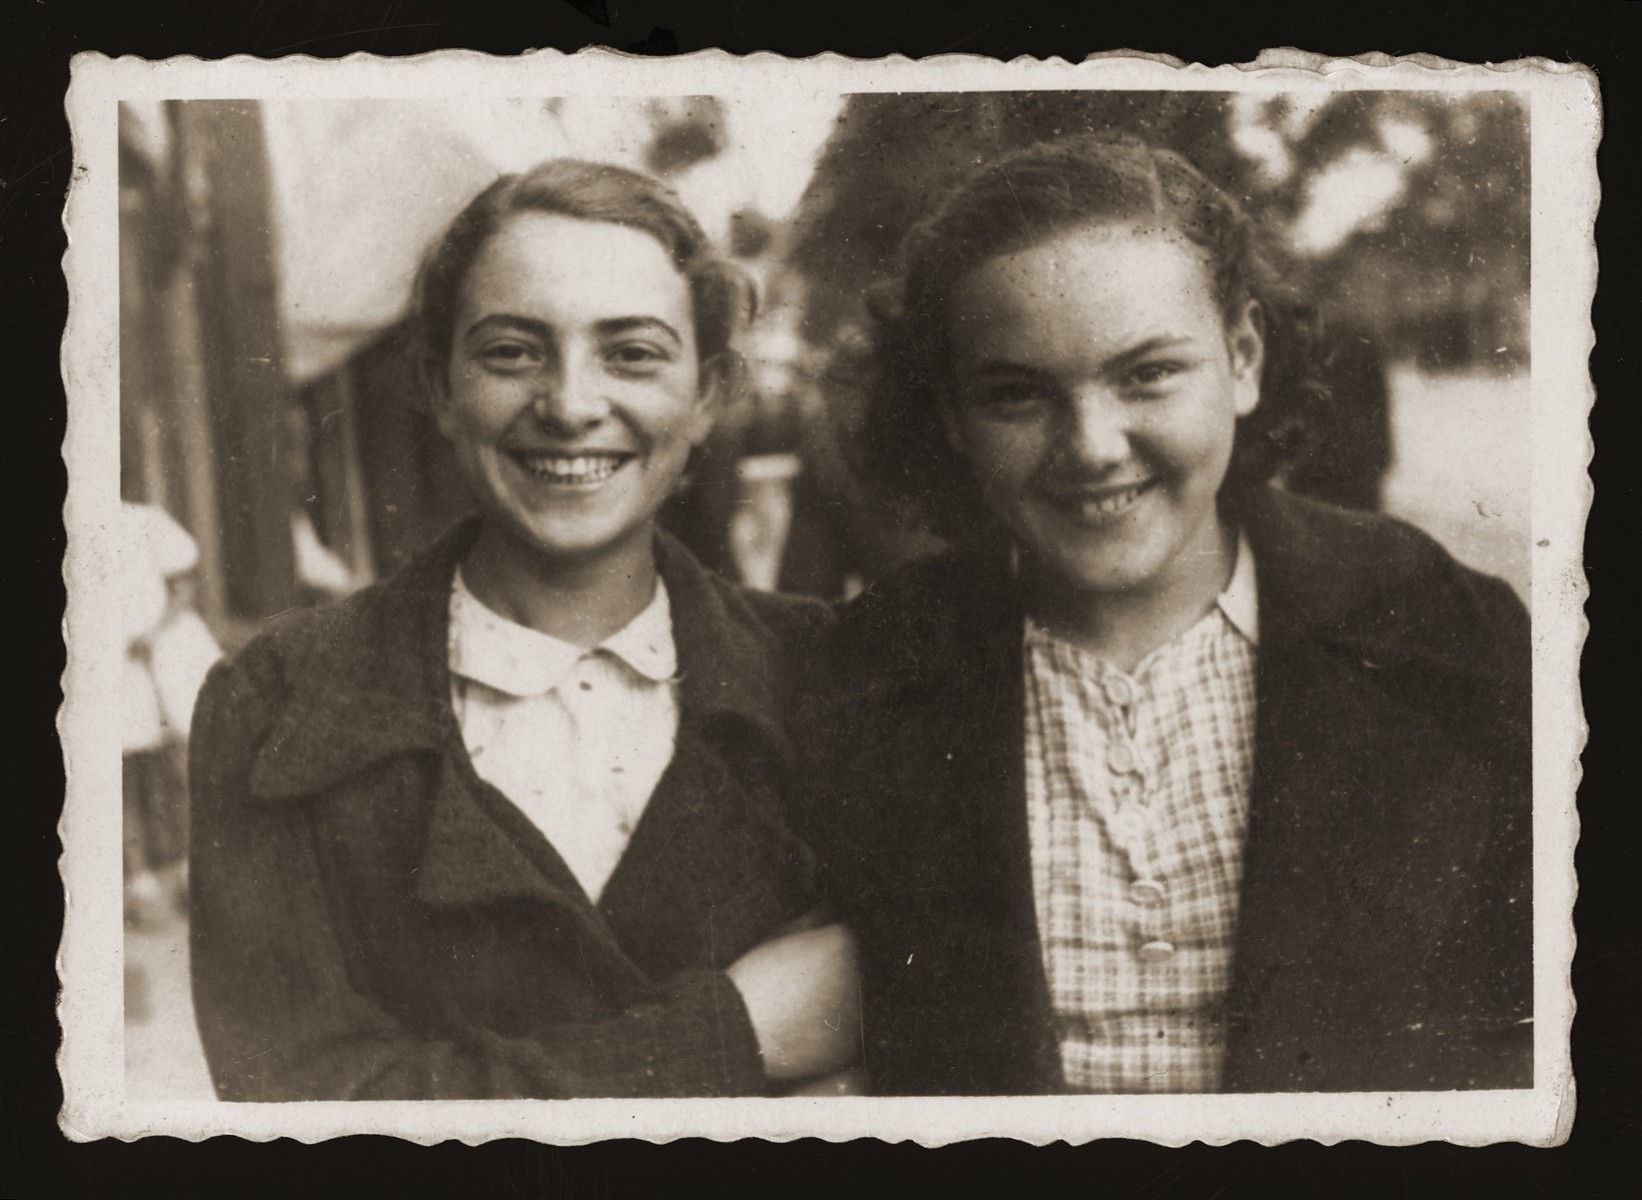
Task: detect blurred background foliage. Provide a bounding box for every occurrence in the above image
[786,89,1528,372]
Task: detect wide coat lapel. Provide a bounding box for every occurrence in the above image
[245,521,811,987]
[1222,603,1446,1088]
[246,520,589,917]
[1222,491,1532,1091]
[832,544,1063,1095]
[595,532,817,979]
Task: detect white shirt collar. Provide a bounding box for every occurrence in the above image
[1216,531,1259,647]
[598,581,679,683]
[448,568,678,697]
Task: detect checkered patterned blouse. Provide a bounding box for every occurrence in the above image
[1023,537,1258,1093]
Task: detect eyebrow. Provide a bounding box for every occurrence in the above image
[594,316,684,345]
[462,313,684,346]
[968,335,1199,379]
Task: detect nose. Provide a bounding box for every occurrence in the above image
[528,355,610,434]
[1060,387,1131,471]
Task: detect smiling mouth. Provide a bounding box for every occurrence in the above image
[1047,479,1155,520]
[512,451,636,485]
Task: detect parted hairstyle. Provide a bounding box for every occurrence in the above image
[408,157,750,405]
[855,132,1321,540]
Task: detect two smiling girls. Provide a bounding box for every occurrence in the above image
[191,136,1531,1099]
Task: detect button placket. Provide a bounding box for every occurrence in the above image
[1103,668,1174,961]
[1092,663,1153,881]
[1102,669,1145,779]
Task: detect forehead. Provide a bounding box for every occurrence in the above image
[950,222,1221,354]
[457,211,692,322]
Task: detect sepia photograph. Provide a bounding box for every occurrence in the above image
[59,50,1592,1145]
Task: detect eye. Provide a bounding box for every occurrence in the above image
[1126,360,1186,389]
[605,341,672,374]
[476,341,542,373]
[971,381,1054,416]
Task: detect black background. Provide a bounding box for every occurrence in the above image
[5,2,1637,1195]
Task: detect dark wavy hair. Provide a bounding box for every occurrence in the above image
[408,158,750,405]
[855,132,1320,540]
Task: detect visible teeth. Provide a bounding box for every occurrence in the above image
[518,453,627,483]
[1079,484,1145,516]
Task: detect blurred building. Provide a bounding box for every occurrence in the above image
[117,95,847,647]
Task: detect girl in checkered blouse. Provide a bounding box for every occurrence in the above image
[813,133,1533,1094]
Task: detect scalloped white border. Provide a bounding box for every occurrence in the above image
[59,47,1594,1146]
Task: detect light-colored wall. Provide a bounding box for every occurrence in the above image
[1380,363,1531,607]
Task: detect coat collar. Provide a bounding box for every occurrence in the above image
[247,517,786,802]
[914,484,1508,678]
[859,486,1516,1092]
[245,517,799,924]
[1231,485,1501,681]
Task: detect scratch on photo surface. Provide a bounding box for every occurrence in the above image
[1002,170,1028,230]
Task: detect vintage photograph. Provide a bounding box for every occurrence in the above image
[60,51,1591,1144]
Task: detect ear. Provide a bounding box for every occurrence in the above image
[691,352,736,445]
[426,359,461,440]
[1226,299,1266,419]
[430,395,459,441]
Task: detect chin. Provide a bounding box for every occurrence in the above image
[535,528,641,563]
[487,511,631,563]
[1042,547,1166,598]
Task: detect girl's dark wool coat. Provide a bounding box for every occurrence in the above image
[808,487,1533,1095]
[189,521,831,1101]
